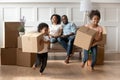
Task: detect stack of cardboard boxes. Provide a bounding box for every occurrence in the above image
[1,22,20,65]
[74,26,107,65]
[17,32,44,66]
[1,22,36,67]
[17,36,36,67]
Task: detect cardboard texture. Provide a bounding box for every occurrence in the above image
[22,33,44,53]
[96,46,104,65]
[97,27,107,46]
[74,26,97,50]
[17,36,22,49]
[1,48,17,65]
[17,49,36,67]
[4,22,20,48]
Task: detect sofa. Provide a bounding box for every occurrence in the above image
[49,42,82,59]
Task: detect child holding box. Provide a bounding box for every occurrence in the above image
[81,10,103,71]
[32,23,50,75]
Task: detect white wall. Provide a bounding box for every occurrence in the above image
[0,0,120,54]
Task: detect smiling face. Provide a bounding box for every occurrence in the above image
[62,15,68,24]
[51,16,58,24]
[40,27,49,35]
[91,15,100,25]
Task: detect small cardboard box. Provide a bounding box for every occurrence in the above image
[1,48,17,65]
[17,36,22,49]
[16,48,36,67]
[22,33,44,53]
[74,26,97,50]
[96,46,104,65]
[4,22,20,48]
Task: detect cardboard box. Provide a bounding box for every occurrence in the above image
[17,49,36,67]
[97,27,107,46]
[4,22,20,48]
[22,33,44,53]
[96,46,104,65]
[74,26,97,50]
[17,36,22,49]
[1,48,17,65]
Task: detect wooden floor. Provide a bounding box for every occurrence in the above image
[0,60,120,80]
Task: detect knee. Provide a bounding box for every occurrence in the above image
[50,38,57,43]
[57,37,62,42]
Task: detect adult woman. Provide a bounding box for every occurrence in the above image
[49,14,62,43]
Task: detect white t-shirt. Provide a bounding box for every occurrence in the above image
[49,24,62,36]
[38,36,49,54]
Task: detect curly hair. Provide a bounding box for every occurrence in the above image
[89,10,101,20]
[37,23,49,32]
[50,14,61,24]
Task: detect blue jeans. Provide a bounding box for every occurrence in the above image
[50,37,58,43]
[57,35,75,56]
[82,45,97,68]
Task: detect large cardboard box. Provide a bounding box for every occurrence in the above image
[1,48,17,65]
[17,36,22,49]
[17,49,36,67]
[22,33,44,53]
[95,27,107,46]
[4,22,20,48]
[74,26,97,50]
[96,46,104,65]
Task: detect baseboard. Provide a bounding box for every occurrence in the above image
[48,52,120,61]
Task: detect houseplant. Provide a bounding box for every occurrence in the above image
[18,16,25,36]
[18,25,25,36]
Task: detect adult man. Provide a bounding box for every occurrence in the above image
[57,15,77,64]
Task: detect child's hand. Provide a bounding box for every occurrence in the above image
[91,41,98,47]
[44,36,50,41]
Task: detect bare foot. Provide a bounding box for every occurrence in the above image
[40,72,43,75]
[87,66,94,71]
[64,57,69,64]
[81,62,85,68]
[32,64,36,70]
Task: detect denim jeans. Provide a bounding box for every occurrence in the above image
[50,37,58,43]
[82,45,97,68]
[57,35,75,56]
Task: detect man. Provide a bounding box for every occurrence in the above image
[57,15,77,64]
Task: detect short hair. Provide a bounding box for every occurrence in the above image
[89,10,101,20]
[50,14,61,24]
[37,23,49,32]
[62,15,68,20]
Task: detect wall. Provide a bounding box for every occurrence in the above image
[0,0,120,53]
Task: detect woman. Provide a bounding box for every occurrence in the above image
[49,14,62,43]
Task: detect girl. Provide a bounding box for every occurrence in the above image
[81,10,103,71]
[32,23,50,75]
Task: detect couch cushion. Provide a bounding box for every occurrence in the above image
[50,42,64,50]
[49,42,82,52]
